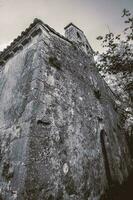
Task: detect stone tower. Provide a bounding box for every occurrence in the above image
[0,19,132,200]
[64,23,93,55]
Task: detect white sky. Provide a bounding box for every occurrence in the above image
[0,0,133,52]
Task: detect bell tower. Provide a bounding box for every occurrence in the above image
[64,23,93,55]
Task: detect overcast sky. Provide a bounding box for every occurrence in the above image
[0,0,133,52]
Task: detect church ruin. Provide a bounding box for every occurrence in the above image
[0,19,132,200]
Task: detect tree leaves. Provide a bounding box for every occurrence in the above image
[96,9,133,73]
[121,9,131,17]
[96,36,103,40]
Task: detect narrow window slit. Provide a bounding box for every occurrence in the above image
[100,130,112,186]
[37,120,51,126]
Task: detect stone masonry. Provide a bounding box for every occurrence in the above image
[0,19,132,200]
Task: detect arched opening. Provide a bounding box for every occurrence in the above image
[86,44,89,51]
[77,32,81,40]
[100,130,112,186]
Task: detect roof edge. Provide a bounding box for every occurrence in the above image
[64,23,83,33]
[0,18,73,66]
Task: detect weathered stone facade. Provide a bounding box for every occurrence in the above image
[0,19,132,200]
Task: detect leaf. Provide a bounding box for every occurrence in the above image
[125,20,130,23]
[124,28,129,32]
[122,9,130,17]
[96,36,103,40]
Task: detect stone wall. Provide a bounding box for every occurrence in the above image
[64,23,93,56]
[0,23,132,200]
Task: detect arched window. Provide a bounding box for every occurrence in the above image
[77,32,81,40]
[100,130,112,186]
[86,44,89,50]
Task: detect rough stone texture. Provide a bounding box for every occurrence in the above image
[65,23,93,56]
[99,70,133,159]
[0,21,132,200]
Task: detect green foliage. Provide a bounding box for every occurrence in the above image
[96,9,133,73]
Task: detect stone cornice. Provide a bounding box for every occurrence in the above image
[0,18,72,67]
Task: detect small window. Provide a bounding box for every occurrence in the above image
[86,45,89,50]
[100,130,112,185]
[77,32,81,40]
